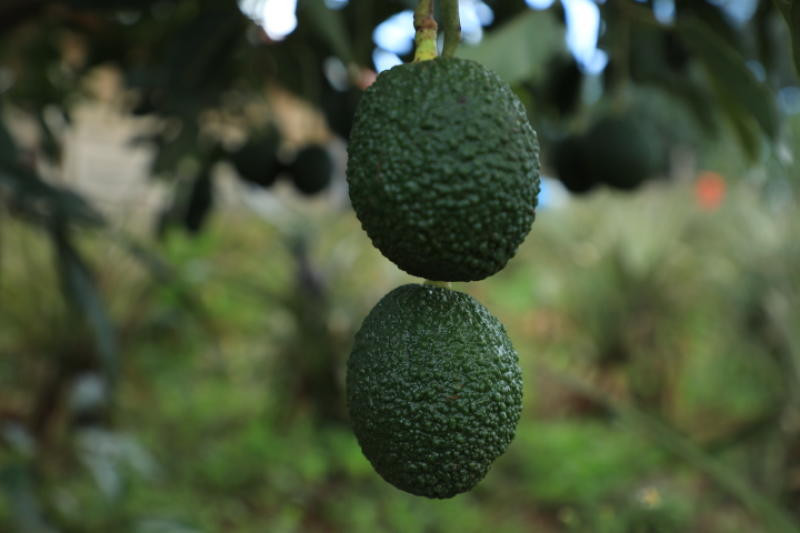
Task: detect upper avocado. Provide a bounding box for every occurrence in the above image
[347,58,540,282]
[346,283,523,498]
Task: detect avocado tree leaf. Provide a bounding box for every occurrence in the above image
[1,105,103,226]
[299,0,353,64]
[456,9,565,85]
[725,103,762,162]
[791,1,800,76]
[772,0,800,75]
[0,463,57,533]
[678,18,779,141]
[677,0,742,52]
[661,78,718,137]
[183,170,213,234]
[0,116,16,163]
[0,164,105,226]
[51,224,118,385]
[36,111,61,163]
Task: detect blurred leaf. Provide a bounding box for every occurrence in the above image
[679,18,779,141]
[183,170,213,234]
[544,367,800,533]
[724,102,762,161]
[0,116,16,162]
[515,421,664,504]
[0,163,105,226]
[126,4,245,116]
[299,0,353,63]
[755,2,779,75]
[677,0,742,52]
[76,429,158,499]
[35,112,60,163]
[52,224,118,385]
[772,0,800,75]
[147,120,208,178]
[792,1,800,76]
[0,463,57,533]
[135,518,202,533]
[457,9,565,85]
[661,79,718,137]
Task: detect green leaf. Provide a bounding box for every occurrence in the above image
[680,0,742,52]
[299,0,353,64]
[661,79,718,137]
[0,163,105,226]
[1,106,103,225]
[51,225,118,385]
[792,1,800,76]
[771,0,800,75]
[725,103,762,162]
[456,9,566,85]
[36,111,61,163]
[0,116,16,163]
[0,463,56,533]
[183,170,213,234]
[678,18,779,140]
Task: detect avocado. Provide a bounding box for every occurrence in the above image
[544,55,583,117]
[288,144,333,195]
[552,135,597,194]
[584,114,664,191]
[347,57,540,282]
[347,283,523,498]
[230,127,283,188]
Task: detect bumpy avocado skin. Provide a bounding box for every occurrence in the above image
[347,58,540,282]
[346,284,523,498]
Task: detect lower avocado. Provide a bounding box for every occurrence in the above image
[347,284,523,498]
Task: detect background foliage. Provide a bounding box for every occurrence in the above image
[1,0,799,531]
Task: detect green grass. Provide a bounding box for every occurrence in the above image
[1,180,799,532]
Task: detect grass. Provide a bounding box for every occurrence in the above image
[1,178,799,532]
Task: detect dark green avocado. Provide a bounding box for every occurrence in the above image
[230,126,283,188]
[288,144,333,195]
[346,283,523,498]
[347,57,540,282]
[584,114,664,191]
[552,134,597,194]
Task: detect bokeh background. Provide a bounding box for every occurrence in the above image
[1,0,799,531]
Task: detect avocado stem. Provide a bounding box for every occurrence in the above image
[441,0,460,58]
[413,0,438,62]
[424,280,453,290]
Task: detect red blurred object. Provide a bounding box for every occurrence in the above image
[695,171,726,211]
[357,68,377,89]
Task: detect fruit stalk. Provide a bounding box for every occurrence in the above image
[424,279,452,290]
[413,0,438,62]
[441,0,460,58]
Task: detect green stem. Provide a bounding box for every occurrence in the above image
[441,0,460,58]
[424,280,452,290]
[413,0,438,62]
